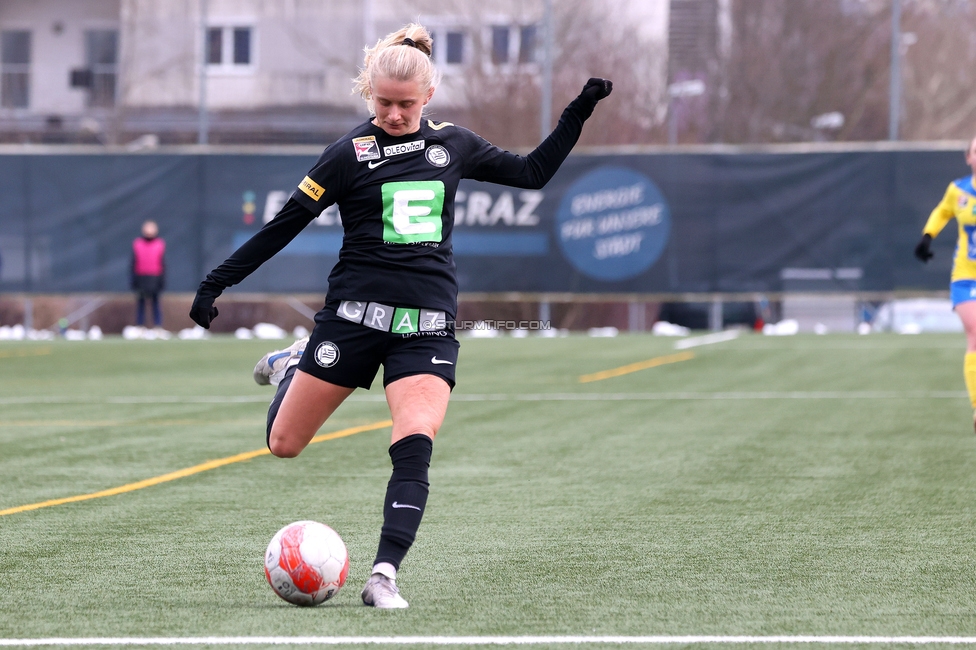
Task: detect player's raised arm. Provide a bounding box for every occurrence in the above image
[464,78,613,189]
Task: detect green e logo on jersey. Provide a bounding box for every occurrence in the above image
[382,181,445,244]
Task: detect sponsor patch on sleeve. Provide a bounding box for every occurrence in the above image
[298,175,325,201]
[353,136,381,162]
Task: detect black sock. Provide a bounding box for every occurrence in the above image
[374,433,433,570]
[266,365,297,450]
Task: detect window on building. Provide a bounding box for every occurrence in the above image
[488,24,541,67]
[206,26,253,68]
[445,31,465,64]
[429,28,466,67]
[206,27,223,65]
[491,25,510,64]
[1,30,30,108]
[518,24,538,64]
[85,30,118,108]
[233,27,251,64]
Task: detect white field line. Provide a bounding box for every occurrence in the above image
[446,391,970,401]
[5,636,976,646]
[0,391,967,406]
[674,330,741,350]
[0,396,270,404]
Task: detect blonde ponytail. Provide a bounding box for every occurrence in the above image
[353,23,439,114]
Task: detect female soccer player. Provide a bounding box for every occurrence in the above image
[189,23,612,608]
[915,135,976,432]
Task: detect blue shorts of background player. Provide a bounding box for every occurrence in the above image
[950,280,976,307]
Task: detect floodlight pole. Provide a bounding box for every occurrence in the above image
[363,0,375,49]
[540,0,553,139]
[197,0,209,145]
[888,0,901,141]
[667,80,705,145]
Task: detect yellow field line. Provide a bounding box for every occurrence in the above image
[0,419,392,517]
[578,351,695,383]
[0,347,52,358]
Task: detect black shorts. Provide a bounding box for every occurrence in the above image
[296,302,460,390]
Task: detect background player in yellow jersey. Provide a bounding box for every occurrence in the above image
[916,135,976,431]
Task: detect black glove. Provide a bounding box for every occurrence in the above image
[914,234,933,263]
[579,78,613,106]
[189,280,222,329]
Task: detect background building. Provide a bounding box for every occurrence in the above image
[0,0,667,146]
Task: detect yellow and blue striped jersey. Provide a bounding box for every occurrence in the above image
[923,176,976,281]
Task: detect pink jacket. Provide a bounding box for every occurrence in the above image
[133,237,165,276]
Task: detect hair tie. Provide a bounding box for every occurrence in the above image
[401,37,418,48]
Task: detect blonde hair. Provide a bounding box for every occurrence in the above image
[353,23,438,114]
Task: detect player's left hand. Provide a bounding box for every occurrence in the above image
[580,78,613,104]
[189,281,221,329]
[914,234,933,263]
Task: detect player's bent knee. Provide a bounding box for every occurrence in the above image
[268,428,305,458]
[269,438,302,458]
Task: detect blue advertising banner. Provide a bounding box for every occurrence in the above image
[0,145,965,295]
[555,166,671,281]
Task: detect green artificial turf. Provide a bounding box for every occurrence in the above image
[1,333,975,648]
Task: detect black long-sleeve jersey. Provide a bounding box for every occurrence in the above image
[200,93,600,317]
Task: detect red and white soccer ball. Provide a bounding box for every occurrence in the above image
[264,520,349,606]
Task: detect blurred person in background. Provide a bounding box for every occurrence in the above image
[190,22,612,608]
[915,135,976,433]
[131,220,166,333]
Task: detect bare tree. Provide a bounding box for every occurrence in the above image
[436,0,665,150]
[551,0,666,147]
[900,0,976,140]
[111,0,199,145]
[716,0,890,143]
